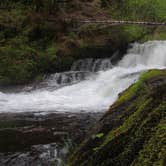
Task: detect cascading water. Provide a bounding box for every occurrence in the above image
[71,58,113,72]
[0,40,165,113]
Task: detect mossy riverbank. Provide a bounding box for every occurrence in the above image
[69,69,166,166]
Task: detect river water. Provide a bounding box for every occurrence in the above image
[0,40,166,113]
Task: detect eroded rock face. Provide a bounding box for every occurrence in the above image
[69,69,166,166]
[0,112,103,165]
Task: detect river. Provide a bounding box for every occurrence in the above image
[0,40,166,113]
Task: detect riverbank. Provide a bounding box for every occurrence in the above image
[0,111,103,165]
[69,69,166,166]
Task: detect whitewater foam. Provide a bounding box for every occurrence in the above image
[0,41,165,112]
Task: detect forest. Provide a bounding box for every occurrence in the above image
[0,0,166,85]
[0,1,165,166]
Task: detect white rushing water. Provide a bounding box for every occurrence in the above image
[0,41,166,113]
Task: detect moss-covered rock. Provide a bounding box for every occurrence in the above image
[69,69,166,166]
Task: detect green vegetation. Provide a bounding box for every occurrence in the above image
[0,0,165,85]
[95,133,104,138]
[117,69,166,104]
[108,0,166,21]
[132,119,166,166]
[69,69,166,166]
[105,0,166,44]
[0,1,74,85]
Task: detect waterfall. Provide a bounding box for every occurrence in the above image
[0,40,165,113]
[38,71,93,90]
[71,58,113,72]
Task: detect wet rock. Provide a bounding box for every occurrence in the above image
[0,111,103,165]
[0,143,67,166]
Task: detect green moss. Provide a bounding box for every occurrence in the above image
[100,98,152,150]
[131,119,166,166]
[117,69,166,104]
[69,70,166,166]
[95,133,104,139]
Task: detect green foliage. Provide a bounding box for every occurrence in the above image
[0,2,73,85]
[122,25,150,42]
[0,0,59,12]
[0,0,165,85]
[109,0,166,21]
[117,69,166,104]
[95,133,104,139]
[46,44,58,56]
[141,27,166,42]
[68,32,78,40]
[0,43,36,84]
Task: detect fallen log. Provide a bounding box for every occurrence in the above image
[80,20,166,26]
